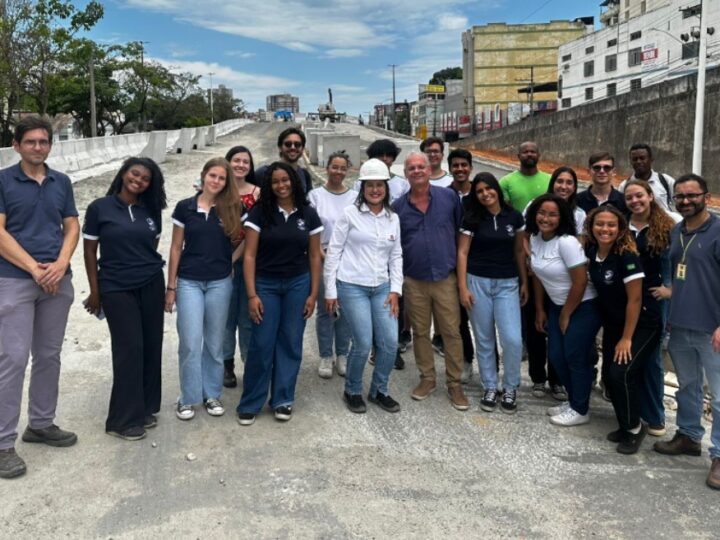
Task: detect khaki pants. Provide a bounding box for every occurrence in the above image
[404,273,463,387]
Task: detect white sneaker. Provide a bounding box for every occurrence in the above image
[318,356,334,379]
[176,402,195,421]
[204,398,225,417]
[336,355,347,377]
[546,401,570,417]
[550,407,590,427]
[461,362,473,384]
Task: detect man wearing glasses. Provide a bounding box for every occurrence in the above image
[654,174,720,490]
[255,127,314,193]
[420,137,453,188]
[0,116,80,479]
[576,152,627,214]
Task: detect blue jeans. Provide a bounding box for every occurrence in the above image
[668,327,720,459]
[237,273,310,413]
[338,280,398,396]
[176,276,233,406]
[316,268,351,358]
[466,274,522,391]
[547,299,602,415]
[222,259,253,363]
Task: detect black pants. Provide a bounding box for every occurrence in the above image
[602,322,661,432]
[101,272,165,432]
[523,279,559,385]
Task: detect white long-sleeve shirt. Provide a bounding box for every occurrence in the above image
[323,203,403,299]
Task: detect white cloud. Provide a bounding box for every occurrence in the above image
[323,49,364,59]
[224,50,256,59]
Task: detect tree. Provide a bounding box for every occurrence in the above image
[429,67,463,86]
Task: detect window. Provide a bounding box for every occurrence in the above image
[562,53,572,62]
[561,98,572,108]
[682,41,700,59]
[586,46,595,54]
[625,10,630,21]
[607,38,617,47]
[607,83,617,97]
[584,60,595,77]
[683,4,701,18]
[628,47,642,66]
[630,31,642,41]
[585,87,594,101]
[605,54,617,72]
[630,78,642,91]
[558,76,563,98]
[641,1,647,13]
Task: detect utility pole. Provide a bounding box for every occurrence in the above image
[692,0,707,174]
[89,49,97,138]
[388,64,397,132]
[139,41,150,132]
[529,66,535,117]
[208,71,215,125]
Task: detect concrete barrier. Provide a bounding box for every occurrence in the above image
[141,131,168,164]
[166,130,181,152]
[306,129,334,164]
[192,127,207,150]
[318,134,361,168]
[0,147,16,167]
[174,128,195,154]
[206,126,217,146]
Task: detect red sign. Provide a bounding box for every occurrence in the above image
[641,48,658,61]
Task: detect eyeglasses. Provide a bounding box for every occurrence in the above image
[673,192,707,202]
[21,139,51,148]
[591,164,614,172]
[424,149,442,155]
[282,141,303,149]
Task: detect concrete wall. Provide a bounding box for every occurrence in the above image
[461,66,720,192]
[318,135,360,168]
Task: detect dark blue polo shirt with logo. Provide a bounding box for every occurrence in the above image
[244,204,323,279]
[0,162,78,279]
[83,195,164,293]
[172,195,233,281]
[460,207,524,279]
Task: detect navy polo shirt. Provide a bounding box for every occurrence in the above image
[587,245,659,326]
[630,226,663,290]
[576,187,628,214]
[460,207,524,279]
[245,204,323,279]
[172,195,233,281]
[83,195,164,293]
[392,186,463,282]
[0,162,78,279]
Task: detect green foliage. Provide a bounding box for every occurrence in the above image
[429,67,463,86]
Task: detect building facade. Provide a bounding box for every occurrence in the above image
[266,94,300,113]
[559,0,719,109]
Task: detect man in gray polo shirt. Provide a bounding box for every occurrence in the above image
[0,116,80,479]
[653,174,720,490]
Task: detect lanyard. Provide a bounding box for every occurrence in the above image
[679,233,697,264]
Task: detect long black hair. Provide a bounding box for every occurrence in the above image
[525,193,576,237]
[225,145,256,185]
[259,161,309,223]
[548,166,579,210]
[354,180,392,212]
[106,157,167,223]
[462,172,509,226]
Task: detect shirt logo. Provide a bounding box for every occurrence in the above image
[505,224,515,237]
[146,218,157,232]
[297,219,306,231]
[604,270,614,284]
[626,263,636,271]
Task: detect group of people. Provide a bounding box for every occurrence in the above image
[0,117,718,492]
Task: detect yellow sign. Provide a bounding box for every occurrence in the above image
[425,84,445,94]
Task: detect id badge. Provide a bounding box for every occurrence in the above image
[676,263,687,281]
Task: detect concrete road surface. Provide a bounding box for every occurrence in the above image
[3,123,717,539]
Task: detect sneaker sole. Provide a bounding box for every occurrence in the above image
[237,417,256,426]
[175,412,195,421]
[274,413,292,422]
[480,403,497,413]
[21,431,77,447]
[549,416,590,427]
[206,409,225,417]
[450,401,470,411]
[411,385,436,401]
[106,430,146,441]
[647,427,667,437]
[318,370,333,379]
[500,405,518,415]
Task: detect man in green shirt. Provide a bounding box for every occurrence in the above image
[499,141,551,212]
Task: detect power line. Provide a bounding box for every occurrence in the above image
[519,0,555,23]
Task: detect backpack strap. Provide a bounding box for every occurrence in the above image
[657,173,671,207]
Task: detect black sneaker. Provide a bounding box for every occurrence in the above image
[274,406,293,422]
[21,424,77,447]
[617,424,648,455]
[480,389,498,412]
[398,330,412,352]
[237,412,256,426]
[344,392,367,414]
[431,334,445,357]
[606,428,624,443]
[394,352,405,370]
[368,392,400,413]
[106,426,146,441]
[0,448,26,479]
[144,415,158,429]
[500,389,517,414]
[223,359,237,388]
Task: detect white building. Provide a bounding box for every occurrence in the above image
[558,0,719,109]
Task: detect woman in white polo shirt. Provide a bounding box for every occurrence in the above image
[324,158,403,414]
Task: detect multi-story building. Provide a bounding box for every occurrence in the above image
[462,20,590,128]
[416,84,446,139]
[558,0,719,109]
[266,94,300,113]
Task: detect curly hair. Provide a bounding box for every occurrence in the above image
[107,157,167,223]
[199,157,243,242]
[259,162,309,225]
[525,194,576,237]
[462,172,509,226]
[584,205,638,255]
[624,179,675,255]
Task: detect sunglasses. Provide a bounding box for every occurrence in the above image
[283,141,303,149]
[591,164,614,172]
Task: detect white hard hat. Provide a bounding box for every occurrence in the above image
[358,158,390,181]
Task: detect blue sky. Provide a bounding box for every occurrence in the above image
[88,0,604,117]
